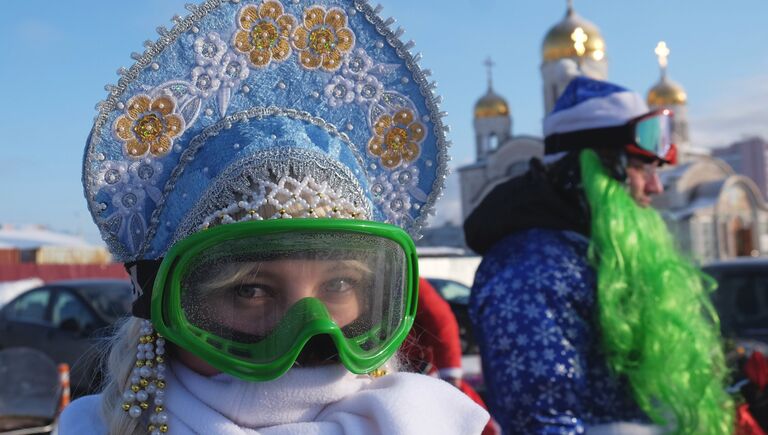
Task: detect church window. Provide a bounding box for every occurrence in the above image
[489,134,499,151]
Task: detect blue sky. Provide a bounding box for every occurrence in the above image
[1,0,767,243]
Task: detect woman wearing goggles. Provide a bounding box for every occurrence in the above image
[60,0,489,434]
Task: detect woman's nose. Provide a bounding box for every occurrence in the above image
[645,172,664,195]
[281,284,315,308]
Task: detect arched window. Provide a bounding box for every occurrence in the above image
[488,134,498,151]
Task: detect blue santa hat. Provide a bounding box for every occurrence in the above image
[543,76,649,141]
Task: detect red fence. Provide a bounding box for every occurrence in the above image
[0,263,128,283]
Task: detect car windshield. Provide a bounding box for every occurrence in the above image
[77,282,132,322]
[429,279,470,304]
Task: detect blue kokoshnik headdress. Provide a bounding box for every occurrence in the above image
[83,0,449,263]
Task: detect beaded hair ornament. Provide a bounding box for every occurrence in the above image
[83,0,448,432]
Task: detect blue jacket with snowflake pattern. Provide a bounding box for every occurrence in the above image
[469,228,649,434]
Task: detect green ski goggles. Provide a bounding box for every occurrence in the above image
[151,219,419,381]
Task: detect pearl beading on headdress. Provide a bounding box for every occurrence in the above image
[122,320,169,434]
[199,174,368,229]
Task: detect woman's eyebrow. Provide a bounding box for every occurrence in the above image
[321,262,368,275]
[243,270,279,281]
[241,263,281,281]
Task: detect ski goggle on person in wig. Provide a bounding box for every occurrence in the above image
[546,108,677,165]
[151,218,419,381]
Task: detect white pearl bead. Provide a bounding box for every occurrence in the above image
[136,390,149,402]
[123,390,136,402]
[140,366,151,378]
[157,412,169,424]
[129,405,142,418]
[130,376,140,384]
[154,397,164,406]
[146,384,157,394]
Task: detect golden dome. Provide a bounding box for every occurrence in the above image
[474,90,510,118]
[542,10,606,62]
[647,76,687,107]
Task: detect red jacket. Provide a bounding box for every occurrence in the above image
[401,278,500,435]
[400,278,462,378]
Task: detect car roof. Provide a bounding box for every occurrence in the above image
[703,257,768,272]
[45,279,130,289]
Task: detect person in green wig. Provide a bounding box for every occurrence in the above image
[464,76,733,434]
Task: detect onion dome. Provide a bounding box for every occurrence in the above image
[474,90,510,118]
[648,76,687,107]
[647,42,687,106]
[542,7,606,62]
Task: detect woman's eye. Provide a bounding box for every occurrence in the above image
[234,285,270,299]
[322,278,358,294]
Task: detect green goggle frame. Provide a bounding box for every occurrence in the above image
[151,219,419,381]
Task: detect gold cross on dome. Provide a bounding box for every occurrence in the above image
[484,57,495,90]
[571,27,588,56]
[655,41,670,69]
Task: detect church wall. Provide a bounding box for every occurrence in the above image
[459,165,490,219]
[712,137,768,200]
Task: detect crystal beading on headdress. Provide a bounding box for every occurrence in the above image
[83,0,449,431]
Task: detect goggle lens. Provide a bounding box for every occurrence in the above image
[633,111,674,162]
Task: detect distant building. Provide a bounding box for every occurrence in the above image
[645,47,768,263]
[458,4,608,221]
[0,224,111,264]
[653,157,768,263]
[712,137,768,200]
[457,61,543,221]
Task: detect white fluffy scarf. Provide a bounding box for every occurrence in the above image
[162,361,488,434]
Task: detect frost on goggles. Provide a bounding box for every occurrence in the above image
[153,224,415,380]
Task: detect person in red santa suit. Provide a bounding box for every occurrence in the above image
[401,278,500,435]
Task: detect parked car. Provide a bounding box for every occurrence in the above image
[0,347,60,434]
[0,277,44,308]
[424,277,478,355]
[0,279,132,397]
[703,257,768,346]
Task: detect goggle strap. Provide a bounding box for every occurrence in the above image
[124,259,163,319]
[544,124,631,155]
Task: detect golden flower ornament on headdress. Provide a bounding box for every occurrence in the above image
[113,95,185,159]
[234,1,297,68]
[368,108,425,169]
[292,6,355,71]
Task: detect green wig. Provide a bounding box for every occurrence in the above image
[579,149,734,434]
